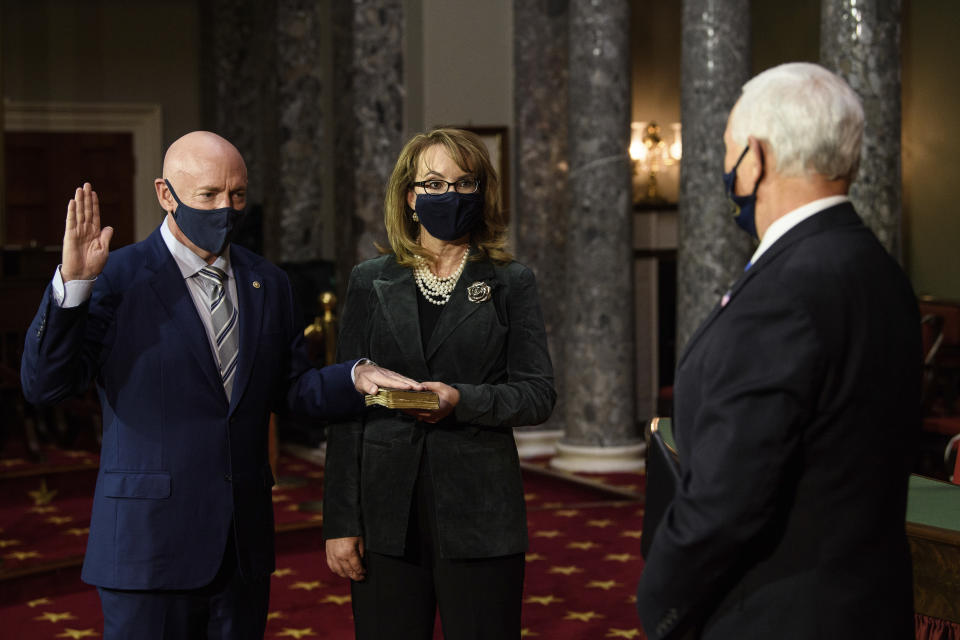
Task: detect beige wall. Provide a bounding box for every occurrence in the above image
[415,0,513,132]
[903,0,960,300]
[2,0,200,149]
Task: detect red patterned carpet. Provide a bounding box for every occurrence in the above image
[0,446,648,639]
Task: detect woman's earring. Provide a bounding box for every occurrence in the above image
[412,211,419,223]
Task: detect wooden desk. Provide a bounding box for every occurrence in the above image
[907,475,960,624]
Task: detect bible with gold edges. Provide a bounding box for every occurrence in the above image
[364,388,440,410]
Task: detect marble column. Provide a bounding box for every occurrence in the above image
[821,0,902,258]
[332,0,405,297]
[512,0,569,457]
[552,0,642,472]
[676,0,753,354]
[201,0,280,258]
[275,1,329,263]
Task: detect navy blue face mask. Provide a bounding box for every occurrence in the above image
[414,191,483,242]
[722,145,763,239]
[165,179,245,255]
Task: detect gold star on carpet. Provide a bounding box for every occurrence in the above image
[1,458,25,467]
[542,501,563,508]
[566,541,600,550]
[285,504,301,512]
[306,471,323,479]
[554,509,580,517]
[46,516,74,525]
[56,630,98,639]
[524,595,564,605]
[64,528,90,536]
[273,568,295,577]
[587,519,613,528]
[309,514,323,522]
[635,508,645,516]
[27,598,53,608]
[604,553,638,562]
[533,530,562,538]
[319,594,351,605]
[587,580,622,591]
[564,611,604,622]
[525,553,545,561]
[617,484,638,491]
[626,595,637,603]
[276,629,316,639]
[272,494,291,503]
[34,611,77,623]
[287,464,307,472]
[524,493,539,501]
[5,551,41,561]
[29,506,58,514]
[606,628,642,638]
[290,581,323,591]
[0,539,22,548]
[267,611,285,620]
[28,479,58,506]
[63,451,91,458]
[520,630,539,637]
[549,565,583,575]
[620,530,643,538]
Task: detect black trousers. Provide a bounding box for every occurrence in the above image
[98,530,270,640]
[351,454,525,640]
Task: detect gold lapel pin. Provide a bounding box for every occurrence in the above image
[252,281,262,289]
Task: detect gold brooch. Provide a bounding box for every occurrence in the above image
[466,281,491,303]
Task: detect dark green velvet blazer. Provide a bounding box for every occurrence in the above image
[323,253,556,559]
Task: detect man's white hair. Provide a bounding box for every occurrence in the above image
[729,62,864,181]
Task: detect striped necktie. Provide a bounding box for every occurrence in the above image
[196,266,239,399]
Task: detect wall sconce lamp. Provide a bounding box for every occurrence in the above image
[630,121,682,203]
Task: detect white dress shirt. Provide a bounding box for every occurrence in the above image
[749,195,850,266]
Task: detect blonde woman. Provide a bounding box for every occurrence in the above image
[323,128,556,639]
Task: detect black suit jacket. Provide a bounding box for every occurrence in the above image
[637,203,919,639]
[323,253,556,558]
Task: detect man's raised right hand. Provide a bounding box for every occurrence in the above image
[62,183,113,282]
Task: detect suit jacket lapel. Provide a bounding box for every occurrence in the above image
[143,229,225,398]
[677,202,862,368]
[373,261,432,381]
[229,253,265,413]
[425,258,497,361]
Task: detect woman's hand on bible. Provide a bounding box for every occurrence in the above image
[403,380,459,423]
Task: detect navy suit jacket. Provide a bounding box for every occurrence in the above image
[21,226,363,590]
[636,203,920,639]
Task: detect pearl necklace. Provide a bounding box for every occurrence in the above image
[414,248,469,306]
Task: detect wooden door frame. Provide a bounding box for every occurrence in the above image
[3,100,163,244]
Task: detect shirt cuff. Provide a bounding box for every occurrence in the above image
[350,358,376,385]
[53,265,96,308]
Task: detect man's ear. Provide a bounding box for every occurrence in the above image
[154,179,174,214]
[744,136,766,186]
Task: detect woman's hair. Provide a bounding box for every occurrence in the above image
[728,62,864,181]
[382,128,512,268]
